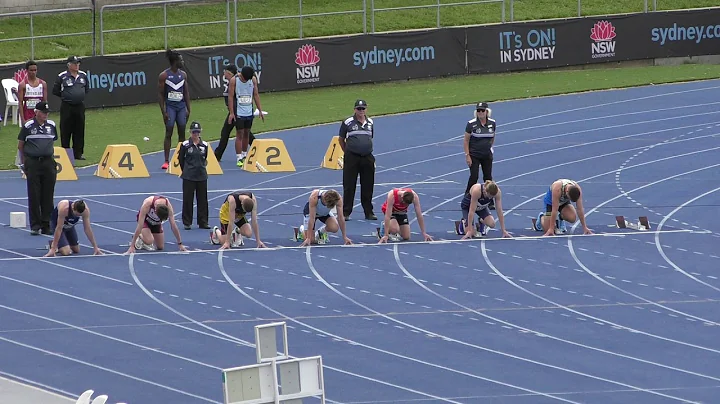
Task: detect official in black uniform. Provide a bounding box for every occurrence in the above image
[463,102,497,208]
[179,121,210,230]
[215,64,255,162]
[339,99,376,220]
[17,102,58,235]
[52,55,89,160]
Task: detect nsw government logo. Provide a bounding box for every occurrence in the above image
[590,20,616,59]
[295,44,320,84]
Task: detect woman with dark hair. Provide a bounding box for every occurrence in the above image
[227,65,264,167]
[158,49,191,170]
[215,63,255,162]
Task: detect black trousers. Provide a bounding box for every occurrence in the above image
[182,179,209,227]
[25,156,57,231]
[60,102,85,159]
[215,112,255,161]
[464,153,493,195]
[342,151,375,217]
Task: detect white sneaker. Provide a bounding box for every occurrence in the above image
[231,231,244,247]
[134,237,155,251]
[210,226,220,245]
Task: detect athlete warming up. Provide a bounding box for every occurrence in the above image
[127,195,187,253]
[458,180,511,239]
[296,189,352,246]
[378,188,433,243]
[158,49,191,170]
[534,178,593,236]
[211,191,266,249]
[45,199,102,257]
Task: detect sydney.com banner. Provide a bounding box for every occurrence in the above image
[0,8,718,113]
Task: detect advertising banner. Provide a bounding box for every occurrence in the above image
[467,8,720,73]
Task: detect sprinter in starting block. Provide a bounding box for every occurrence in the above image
[295,189,352,246]
[44,199,103,257]
[378,188,433,243]
[457,180,511,239]
[127,195,187,253]
[212,191,267,249]
[533,178,592,236]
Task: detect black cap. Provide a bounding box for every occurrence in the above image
[476,102,489,110]
[189,121,202,132]
[354,99,368,109]
[66,56,81,64]
[35,102,50,113]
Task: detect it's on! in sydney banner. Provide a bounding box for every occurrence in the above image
[0,8,718,113]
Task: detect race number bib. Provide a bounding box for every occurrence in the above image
[238,95,252,105]
[26,99,38,109]
[168,91,183,102]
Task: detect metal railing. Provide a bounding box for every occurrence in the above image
[0,7,94,59]
[0,0,678,60]
[99,0,233,55]
[371,0,506,31]
[233,0,367,41]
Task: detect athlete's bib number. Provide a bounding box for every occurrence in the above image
[238,95,252,105]
[168,91,183,102]
[26,99,38,109]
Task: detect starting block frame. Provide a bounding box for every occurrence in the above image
[615,216,651,231]
[223,321,325,404]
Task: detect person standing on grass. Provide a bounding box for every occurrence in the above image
[227,65,264,168]
[53,56,89,161]
[215,64,255,162]
[179,121,210,230]
[158,49,191,170]
[18,60,47,126]
[463,102,496,210]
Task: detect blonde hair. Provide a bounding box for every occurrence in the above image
[484,180,499,196]
[322,190,341,208]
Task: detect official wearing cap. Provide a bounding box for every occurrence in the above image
[17,102,58,235]
[463,102,497,208]
[179,121,210,230]
[52,55,89,160]
[339,99,376,220]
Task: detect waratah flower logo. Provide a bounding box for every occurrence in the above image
[590,21,616,42]
[14,69,28,84]
[295,44,320,67]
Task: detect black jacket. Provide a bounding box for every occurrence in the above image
[178,138,209,181]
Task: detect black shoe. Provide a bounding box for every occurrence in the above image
[199,224,210,229]
[365,213,377,220]
[41,227,52,235]
[184,225,191,230]
[30,229,40,236]
[75,155,86,160]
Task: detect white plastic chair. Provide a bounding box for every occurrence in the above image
[2,78,20,127]
[90,395,108,404]
[75,389,94,404]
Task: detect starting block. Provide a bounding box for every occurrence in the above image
[244,139,295,173]
[454,220,485,237]
[615,216,651,230]
[321,136,344,170]
[376,227,402,241]
[95,144,149,178]
[167,141,223,176]
[292,226,327,244]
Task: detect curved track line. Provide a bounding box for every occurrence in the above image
[653,186,720,293]
[128,255,448,404]
[567,164,720,325]
[0,335,220,403]
[389,244,720,384]
[219,251,577,404]
[0,304,221,370]
[301,250,703,403]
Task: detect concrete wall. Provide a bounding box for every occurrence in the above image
[1,0,223,14]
